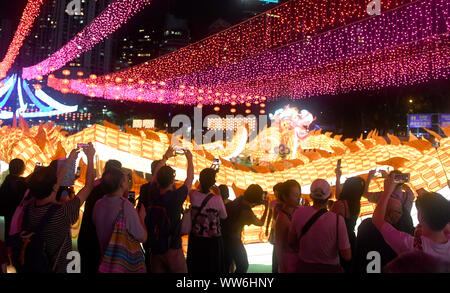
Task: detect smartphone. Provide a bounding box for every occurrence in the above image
[75,166,81,178]
[128,191,136,205]
[175,149,185,155]
[394,173,410,184]
[211,158,220,172]
[77,143,89,148]
[262,191,268,203]
[336,159,341,171]
[432,142,440,148]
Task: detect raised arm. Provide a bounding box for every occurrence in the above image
[252,200,269,226]
[373,173,396,230]
[151,146,174,184]
[335,167,342,200]
[75,143,96,204]
[183,150,194,189]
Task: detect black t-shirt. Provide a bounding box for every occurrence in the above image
[0,174,27,239]
[147,183,188,250]
[137,182,151,210]
[354,218,397,273]
[77,182,109,273]
[221,197,257,241]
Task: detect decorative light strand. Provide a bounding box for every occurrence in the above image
[49,0,449,105]
[0,0,45,78]
[22,0,152,80]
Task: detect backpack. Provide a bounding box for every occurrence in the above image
[145,194,171,255]
[9,204,61,273]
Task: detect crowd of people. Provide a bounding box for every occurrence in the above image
[0,144,449,274]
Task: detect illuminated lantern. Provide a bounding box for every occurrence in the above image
[178,100,184,105]
[77,71,84,77]
[198,97,204,101]
[231,101,237,106]
[197,104,203,108]
[138,80,145,85]
[230,108,236,113]
[261,97,267,101]
[215,99,220,104]
[260,103,266,108]
[105,75,111,80]
[260,109,266,114]
[115,77,122,83]
[49,74,55,79]
[245,102,251,107]
[180,85,186,89]
[62,88,69,94]
[159,81,166,86]
[214,106,220,112]
[89,92,95,97]
[62,69,70,76]
[62,79,70,85]
[89,74,97,80]
[245,109,251,114]
[33,84,42,90]
[36,75,43,81]
[128,78,134,83]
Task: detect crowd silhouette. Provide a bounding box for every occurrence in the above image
[0,144,449,274]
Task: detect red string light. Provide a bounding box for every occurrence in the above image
[0,0,45,78]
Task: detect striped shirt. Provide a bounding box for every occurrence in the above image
[25,197,81,273]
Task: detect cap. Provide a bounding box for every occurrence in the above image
[310,179,331,200]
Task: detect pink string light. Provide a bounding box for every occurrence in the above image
[0,0,45,78]
[22,0,152,80]
[48,0,449,105]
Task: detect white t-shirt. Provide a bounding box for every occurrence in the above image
[380,222,450,261]
[290,206,350,265]
[189,190,227,238]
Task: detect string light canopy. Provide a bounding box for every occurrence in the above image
[74,0,415,86]
[48,0,449,105]
[22,0,153,80]
[0,0,45,78]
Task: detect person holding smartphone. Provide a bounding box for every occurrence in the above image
[187,168,227,273]
[222,184,269,273]
[364,169,415,235]
[372,173,450,265]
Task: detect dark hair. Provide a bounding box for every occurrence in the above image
[104,160,122,173]
[243,184,264,204]
[280,180,301,203]
[416,192,450,231]
[9,158,25,175]
[156,165,175,189]
[151,160,162,175]
[26,166,58,200]
[340,177,365,220]
[199,168,216,193]
[312,198,329,206]
[102,168,126,194]
[219,184,229,201]
[273,182,284,200]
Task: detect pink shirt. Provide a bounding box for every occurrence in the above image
[290,206,350,265]
[380,222,450,261]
